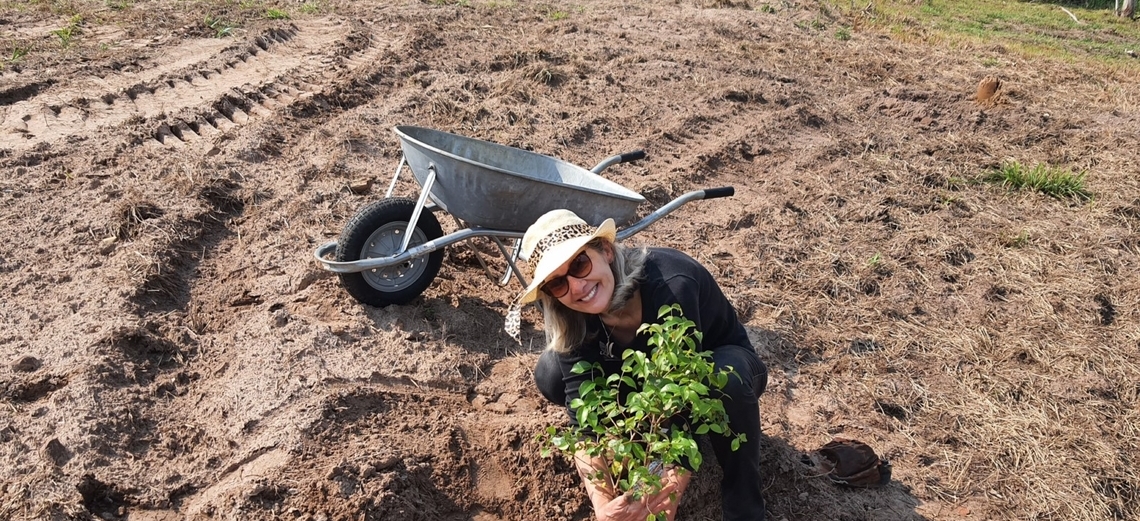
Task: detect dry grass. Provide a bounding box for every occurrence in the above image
[1,1,1137,520]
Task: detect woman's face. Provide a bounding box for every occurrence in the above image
[545,243,615,315]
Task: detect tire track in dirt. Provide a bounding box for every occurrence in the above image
[0,18,385,153]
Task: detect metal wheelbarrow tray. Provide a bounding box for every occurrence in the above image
[314,125,734,307]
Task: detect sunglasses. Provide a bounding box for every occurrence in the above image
[540,250,593,298]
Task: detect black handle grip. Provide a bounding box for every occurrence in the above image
[702,186,735,199]
[618,150,647,163]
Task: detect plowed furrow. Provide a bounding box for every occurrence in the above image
[0,19,380,152]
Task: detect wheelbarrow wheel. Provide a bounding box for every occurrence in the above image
[335,197,444,307]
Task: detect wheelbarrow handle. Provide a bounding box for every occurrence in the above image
[616,186,736,241]
[619,150,647,163]
[702,186,735,199]
[591,150,647,174]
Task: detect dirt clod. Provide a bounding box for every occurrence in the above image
[11,355,41,373]
[975,75,1001,103]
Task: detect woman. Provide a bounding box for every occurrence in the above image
[504,209,769,521]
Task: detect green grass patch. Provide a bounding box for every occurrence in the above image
[483,1,517,9]
[299,1,321,14]
[265,8,288,19]
[825,0,1140,66]
[204,15,236,38]
[1000,229,1031,248]
[984,160,1092,201]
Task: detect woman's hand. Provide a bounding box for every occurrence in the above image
[574,451,691,521]
[594,492,654,521]
[638,466,691,521]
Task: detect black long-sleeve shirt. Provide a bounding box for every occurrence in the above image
[549,247,752,424]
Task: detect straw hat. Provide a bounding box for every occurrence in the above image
[518,209,616,304]
[504,209,616,341]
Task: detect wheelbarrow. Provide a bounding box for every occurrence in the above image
[313,125,734,307]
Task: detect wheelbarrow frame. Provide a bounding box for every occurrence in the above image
[312,126,734,305]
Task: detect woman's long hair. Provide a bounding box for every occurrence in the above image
[537,238,648,354]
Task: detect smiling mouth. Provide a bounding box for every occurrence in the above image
[579,283,598,303]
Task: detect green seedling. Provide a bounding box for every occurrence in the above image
[52,15,83,48]
[8,46,29,62]
[540,305,745,519]
[1001,230,1031,248]
[265,8,289,19]
[205,16,235,38]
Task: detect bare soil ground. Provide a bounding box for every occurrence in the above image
[2,1,1138,520]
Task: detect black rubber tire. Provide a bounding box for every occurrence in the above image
[335,198,444,307]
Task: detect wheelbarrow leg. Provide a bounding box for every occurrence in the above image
[454,223,526,288]
[452,215,498,282]
[385,155,408,198]
[491,237,526,287]
[400,165,436,254]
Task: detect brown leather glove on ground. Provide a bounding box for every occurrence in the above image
[802,438,892,488]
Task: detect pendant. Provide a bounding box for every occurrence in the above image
[600,340,615,360]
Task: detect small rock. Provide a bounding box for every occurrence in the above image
[12,355,41,372]
[349,178,373,194]
[43,438,71,466]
